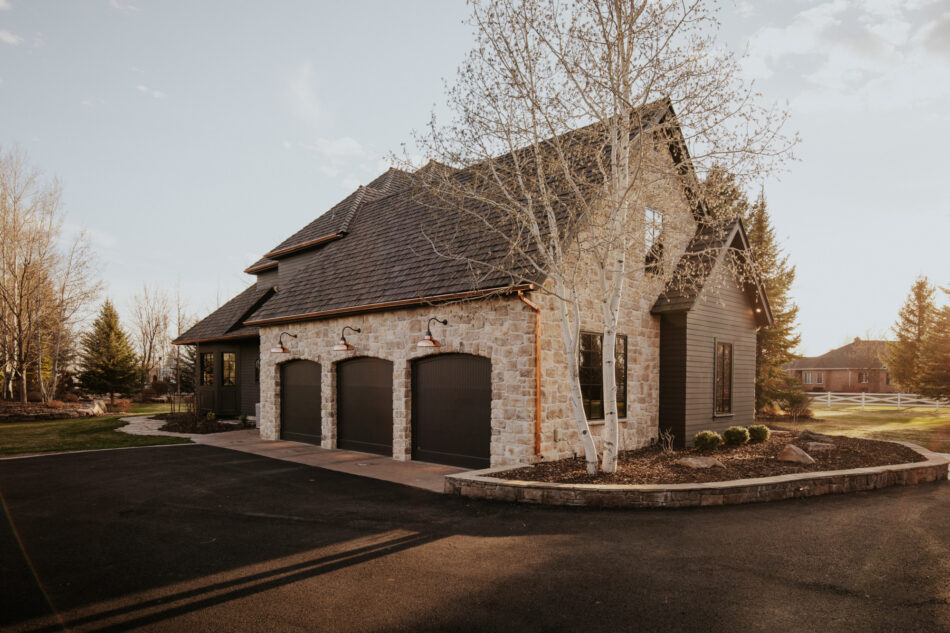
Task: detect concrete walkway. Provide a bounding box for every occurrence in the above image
[119,417,464,493]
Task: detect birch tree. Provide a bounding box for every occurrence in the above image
[411,0,794,473]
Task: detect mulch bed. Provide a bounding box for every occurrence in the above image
[488,430,927,485]
[156,413,241,434]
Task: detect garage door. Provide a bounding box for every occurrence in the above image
[337,357,394,456]
[280,360,322,444]
[412,354,491,468]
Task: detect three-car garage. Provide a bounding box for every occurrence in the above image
[277,354,492,468]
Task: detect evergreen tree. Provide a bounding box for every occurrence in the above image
[918,287,950,398]
[78,300,140,403]
[702,169,802,411]
[702,165,751,221]
[884,276,936,393]
[744,190,802,412]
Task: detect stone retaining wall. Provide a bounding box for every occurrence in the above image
[444,442,949,508]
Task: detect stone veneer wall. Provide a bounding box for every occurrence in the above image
[257,150,701,468]
[258,296,539,466]
[257,285,669,468]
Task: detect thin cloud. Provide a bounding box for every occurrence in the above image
[136,84,166,99]
[287,60,325,128]
[744,1,950,112]
[109,0,140,12]
[0,0,12,11]
[0,28,23,46]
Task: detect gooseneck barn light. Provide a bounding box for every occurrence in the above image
[333,326,361,352]
[270,332,297,354]
[417,317,448,348]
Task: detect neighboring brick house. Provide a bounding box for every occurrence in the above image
[784,338,895,393]
[175,101,772,466]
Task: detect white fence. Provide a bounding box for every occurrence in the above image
[807,391,947,411]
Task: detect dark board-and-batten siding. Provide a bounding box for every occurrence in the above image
[659,271,757,447]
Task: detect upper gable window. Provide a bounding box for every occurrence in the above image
[644,206,663,274]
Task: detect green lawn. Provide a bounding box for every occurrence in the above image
[777,405,950,454]
[0,402,190,456]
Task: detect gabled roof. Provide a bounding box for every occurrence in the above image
[651,217,773,327]
[785,339,888,370]
[242,102,689,326]
[243,182,540,325]
[173,283,275,344]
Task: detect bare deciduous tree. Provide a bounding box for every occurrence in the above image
[409,0,794,473]
[0,146,102,403]
[131,284,171,386]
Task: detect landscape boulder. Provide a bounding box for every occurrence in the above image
[777,444,816,465]
[806,442,836,453]
[675,456,725,469]
[800,429,833,442]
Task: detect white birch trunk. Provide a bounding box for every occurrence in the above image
[554,276,599,474]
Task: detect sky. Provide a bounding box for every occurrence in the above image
[0,0,947,356]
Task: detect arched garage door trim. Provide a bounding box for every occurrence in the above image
[336,356,394,456]
[279,359,322,445]
[411,353,492,468]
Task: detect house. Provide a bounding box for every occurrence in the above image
[784,338,895,393]
[174,101,772,465]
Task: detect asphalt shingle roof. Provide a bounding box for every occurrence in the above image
[785,339,888,370]
[173,283,274,344]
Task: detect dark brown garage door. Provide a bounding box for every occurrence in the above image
[337,357,394,456]
[280,360,322,445]
[412,354,491,468]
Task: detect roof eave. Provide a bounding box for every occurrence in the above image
[244,284,536,327]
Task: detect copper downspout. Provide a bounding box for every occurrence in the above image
[518,290,542,458]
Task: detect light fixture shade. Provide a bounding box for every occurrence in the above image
[417,335,441,348]
[333,339,355,351]
[270,344,290,354]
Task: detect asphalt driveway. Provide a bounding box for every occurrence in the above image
[1,444,948,633]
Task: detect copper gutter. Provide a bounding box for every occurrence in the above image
[263,232,345,260]
[518,290,542,458]
[243,260,277,274]
[244,284,536,327]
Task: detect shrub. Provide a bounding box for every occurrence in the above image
[693,430,723,450]
[62,392,80,403]
[106,398,132,412]
[27,391,43,402]
[205,411,217,422]
[47,400,65,409]
[748,424,771,442]
[239,414,248,427]
[723,425,750,446]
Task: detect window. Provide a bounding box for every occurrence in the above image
[803,371,822,384]
[255,358,260,383]
[200,352,214,386]
[579,332,627,420]
[714,341,732,415]
[644,206,663,274]
[858,371,869,384]
[222,352,236,386]
[815,372,823,384]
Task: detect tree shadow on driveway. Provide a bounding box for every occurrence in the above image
[2,444,949,633]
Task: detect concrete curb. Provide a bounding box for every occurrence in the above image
[444,441,949,508]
